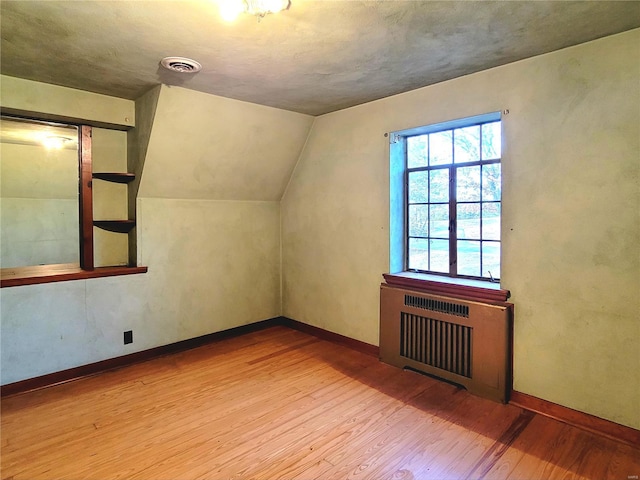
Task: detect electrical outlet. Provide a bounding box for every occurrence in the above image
[124,330,133,345]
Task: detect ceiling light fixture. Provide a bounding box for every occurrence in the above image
[219,0,291,22]
[160,57,202,73]
[42,136,72,150]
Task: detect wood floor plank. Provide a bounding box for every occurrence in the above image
[606,442,640,480]
[571,434,620,480]
[235,370,439,479]
[2,326,638,480]
[337,392,470,478]
[398,398,519,479]
[138,357,403,479]
[21,342,339,479]
[112,342,380,479]
[480,413,563,480]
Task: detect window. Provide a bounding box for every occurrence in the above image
[400,113,502,281]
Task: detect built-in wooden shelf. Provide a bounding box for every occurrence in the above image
[92,172,135,183]
[93,220,136,233]
[1,263,148,288]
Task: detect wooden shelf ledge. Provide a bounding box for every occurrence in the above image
[92,172,135,183]
[93,220,136,233]
[1,263,148,288]
[383,272,510,304]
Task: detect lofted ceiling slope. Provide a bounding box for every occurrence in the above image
[137,85,313,201]
[1,1,639,116]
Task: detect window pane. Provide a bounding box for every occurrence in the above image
[408,171,428,203]
[482,203,500,240]
[430,204,449,238]
[408,238,428,271]
[407,135,428,168]
[454,125,480,163]
[482,163,501,201]
[482,241,500,279]
[408,204,428,237]
[457,166,480,202]
[429,169,449,202]
[457,203,480,239]
[429,131,452,166]
[457,240,480,277]
[430,239,449,273]
[481,121,501,160]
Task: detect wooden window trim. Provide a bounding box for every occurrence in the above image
[382,272,510,304]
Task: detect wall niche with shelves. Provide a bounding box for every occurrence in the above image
[1,116,146,288]
[91,127,136,268]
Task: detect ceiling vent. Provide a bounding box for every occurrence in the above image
[160,57,202,73]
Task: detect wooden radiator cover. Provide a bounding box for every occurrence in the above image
[380,283,513,403]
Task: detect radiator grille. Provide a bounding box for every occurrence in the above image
[400,312,472,378]
[404,294,469,318]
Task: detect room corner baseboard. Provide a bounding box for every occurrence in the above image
[1,317,282,398]
[3,316,636,449]
[280,317,379,358]
[510,391,639,448]
[1,317,378,398]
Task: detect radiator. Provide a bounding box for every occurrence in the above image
[380,283,512,403]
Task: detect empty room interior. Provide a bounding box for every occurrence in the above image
[1,1,639,478]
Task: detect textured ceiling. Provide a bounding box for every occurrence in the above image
[1,1,639,116]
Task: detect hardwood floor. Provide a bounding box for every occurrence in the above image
[2,326,638,480]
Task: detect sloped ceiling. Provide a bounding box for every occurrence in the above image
[1,1,639,115]
[137,85,313,200]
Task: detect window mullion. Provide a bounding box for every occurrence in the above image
[427,155,431,272]
[479,164,484,278]
[449,165,457,276]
